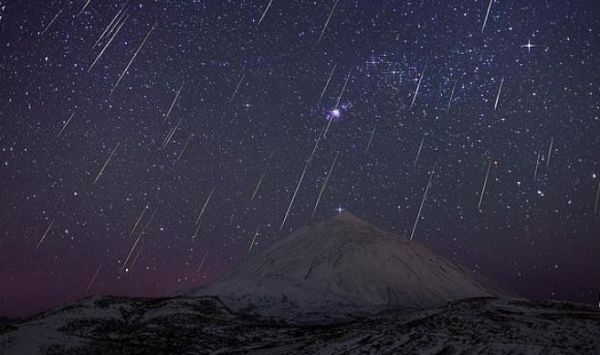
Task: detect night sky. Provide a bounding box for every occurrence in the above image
[1,0,599,318]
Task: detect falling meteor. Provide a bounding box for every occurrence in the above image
[324,69,351,139]
[411,66,426,108]
[318,0,340,43]
[251,150,275,202]
[257,0,274,26]
[334,69,351,110]
[121,208,157,273]
[229,72,246,102]
[196,188,216,226]
[88,13,129,72]
[57,111,76,137]
[447,80,457,112]
[230,74,246,102]
[410,165,436,240]
[35,220,55,249]
[111,22,156,95]
[196,250,209,273]
[251,172,266,202]
[93,143,120,185]
[77,0,93,16]
[477,160,492,211]
[494,76,504,110]
[130,248,142,269]
[414,135,425,166]
[316,64,337,111]
[481,0,494,34]
[162,118,183,149]
[40,8,63,36]
[546,137,554,167]
[365,128,376,154]
[312,151,340,218]
[85,264,102,295]
[130,207,146,237]
[280,129,325,231]
[93,1,129,48]
[248,226,260,253]
[280,162,310,231]
[176,133,193,162]
[533,151,541,181]
[164,82,185,123]
[193,188,216,239]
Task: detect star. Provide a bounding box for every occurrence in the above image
[521,38,537,53]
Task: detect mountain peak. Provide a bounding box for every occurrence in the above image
[189,211,511,321]
[331,211,366,223]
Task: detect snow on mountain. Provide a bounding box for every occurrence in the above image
[2,296,599,354]
[2,213,598,354]
[187,212,512,320]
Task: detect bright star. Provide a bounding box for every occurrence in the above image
[521,38,537,53]
[335,206,344,214]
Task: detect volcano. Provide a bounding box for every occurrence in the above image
[188,212,511,320]
[4,213,599,354]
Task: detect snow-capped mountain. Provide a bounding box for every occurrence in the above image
[2,213,599,354]
[187,212,511,320]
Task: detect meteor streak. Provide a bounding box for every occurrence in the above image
[93,1,129,48]
[257,0,274,26]
[196,251,209,273]
[494,76,504,110]
[162,118,183,149]
[88,13,129,71]
[251,173,266,202]
[77,0,93,16]
[35,220,55,249]
[85,264,102,295]
[411,66,426,108]
[546,138,554,167]
[410,165,436,240]
[93,143,120,185]
[365,128,376,154]
[414,135,425,166]
[57,111,76,137]
[312,151,340,218]
[121,208,157,273]
[248,227,260,253]
[164,82,185,123]
[481,0,494,34]
[324,68,351,138]
[130,207,146,237]
[280,129,325,231]
[477,160,492,211]
[318,0,340,43]
[193,188,215,239]
[447,80,457,112]
[316,64,337,111]
[111,22,156,95]
[176,133,193,162]
[40,8,63,36]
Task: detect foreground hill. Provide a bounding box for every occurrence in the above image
[1,296,599,354]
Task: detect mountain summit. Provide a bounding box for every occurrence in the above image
[188,212,511,320]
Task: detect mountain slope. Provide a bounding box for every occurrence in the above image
[188,212,512,320]
[2,296,599,354]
